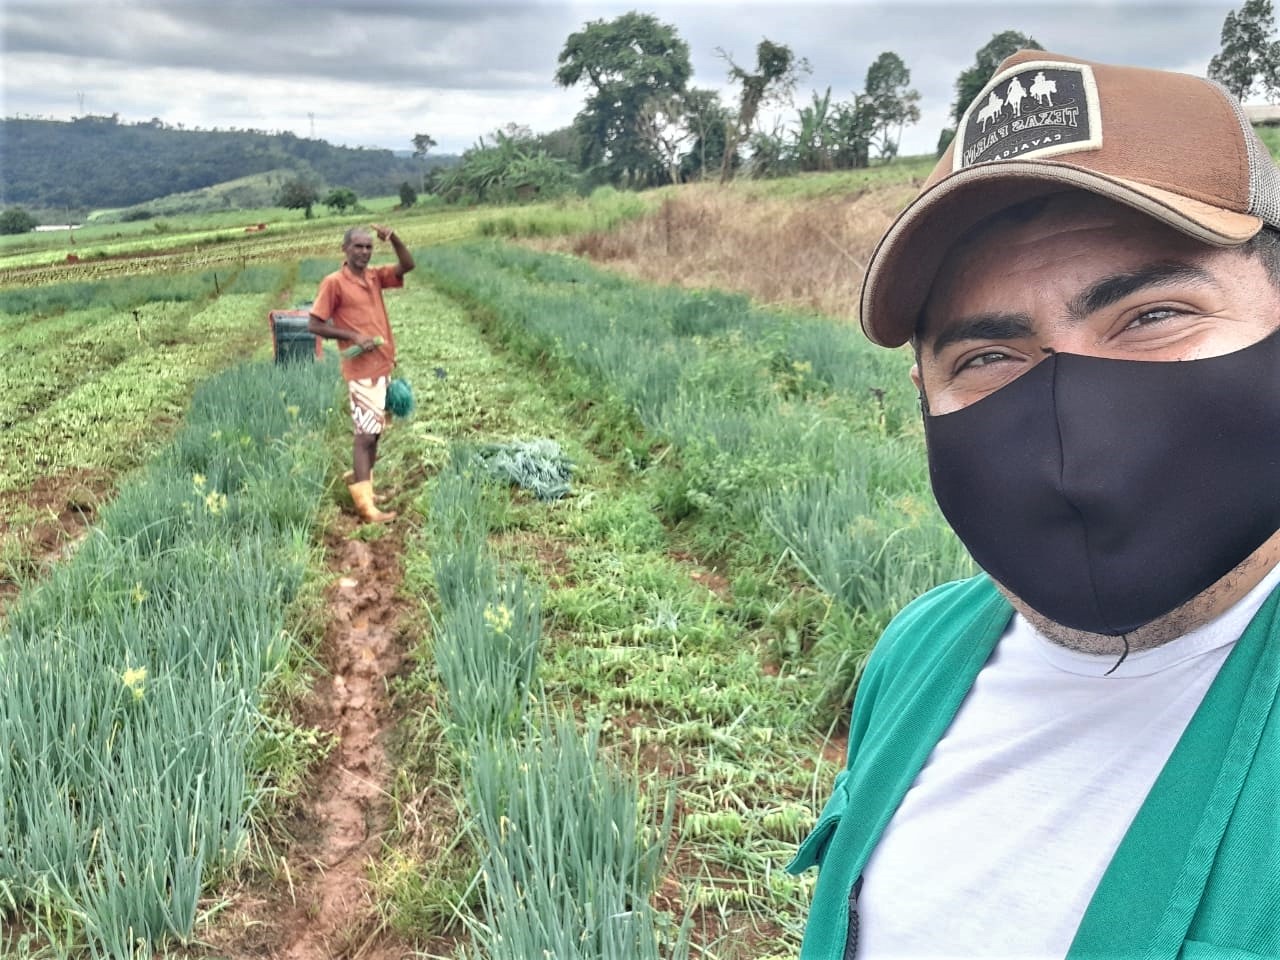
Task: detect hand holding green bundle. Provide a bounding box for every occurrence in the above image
[341,336,384,359]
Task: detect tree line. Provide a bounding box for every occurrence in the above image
[418,19,1049,205]
[412,1,1280,208]
[0,114,444,217]
[420,14,927,204]
[6,1,1280,233]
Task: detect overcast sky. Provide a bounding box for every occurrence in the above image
[0,0,1239,158]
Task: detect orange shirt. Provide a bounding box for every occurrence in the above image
[310,263,404,380]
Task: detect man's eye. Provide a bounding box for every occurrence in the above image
[1126,307,1181,328]
[958,350,1010,371]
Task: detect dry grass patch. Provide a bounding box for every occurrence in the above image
[542,179,922,321]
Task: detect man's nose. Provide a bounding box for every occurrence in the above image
[1033,324,1104,357]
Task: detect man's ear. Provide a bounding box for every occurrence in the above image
[909,363,929,415]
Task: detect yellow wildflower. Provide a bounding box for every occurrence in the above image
[121,667,147,701]
[846,515,879,540]
[483,603,513,634]
[204,490,228,515]
[131,582,148,605]
[192,473,206,490]
[893,494,928,524]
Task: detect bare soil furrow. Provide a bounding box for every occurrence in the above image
[275,529,411,960]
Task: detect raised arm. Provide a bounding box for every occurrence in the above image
[372,223,414,276]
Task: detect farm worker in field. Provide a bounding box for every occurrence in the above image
[308,224,414,523]
[790,50,1280,959]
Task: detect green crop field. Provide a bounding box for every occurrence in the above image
[0,171,968,958]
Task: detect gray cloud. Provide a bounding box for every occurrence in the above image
[3,1,563,90]
[1,1,1239,154]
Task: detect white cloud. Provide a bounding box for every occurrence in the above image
[1,0,1240,154]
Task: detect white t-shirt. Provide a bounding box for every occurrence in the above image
[856,563,1280,959]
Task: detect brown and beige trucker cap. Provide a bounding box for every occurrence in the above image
[860,49,1280,347]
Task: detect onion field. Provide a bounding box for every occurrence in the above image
[0,189,969,958]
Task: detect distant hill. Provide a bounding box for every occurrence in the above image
[1,115,455,215]
[87,170,317,222]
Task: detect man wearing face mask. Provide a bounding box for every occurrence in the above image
[789,51,1280,959]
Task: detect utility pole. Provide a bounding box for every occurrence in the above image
[77,91,85,115]
[308,112,315,138]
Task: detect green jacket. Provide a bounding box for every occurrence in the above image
[788,574,1280,959]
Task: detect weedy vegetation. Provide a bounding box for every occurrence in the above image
[421,453,690,958]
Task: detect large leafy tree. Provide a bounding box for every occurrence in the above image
[951,30,1043,126]
[277,179,319,218]
[719,39,809,182]
[1209,0,1280,101]
[411,133,437,159]
[937,30,1043,156]
[323,187,356,213]
[680,88,733,181]
[411,132,438,191]
[555,12,691,186]
[0,207,37,234]
[863,51,922,160]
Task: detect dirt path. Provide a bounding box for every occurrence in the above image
[276,523,412,960]
[280,522,414,957]
[199,514,418,960]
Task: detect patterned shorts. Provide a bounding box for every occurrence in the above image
[348,376,388,436]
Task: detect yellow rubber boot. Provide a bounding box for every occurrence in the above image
[344,470,388,502]
[348,480,397,523]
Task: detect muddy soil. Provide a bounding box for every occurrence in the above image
[199,516,420,960]
[0,469,105,612]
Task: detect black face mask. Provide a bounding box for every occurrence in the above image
[924,326,1280,636]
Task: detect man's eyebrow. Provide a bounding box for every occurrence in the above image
[927,312,1035,358]
[1067,260,1214,319]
